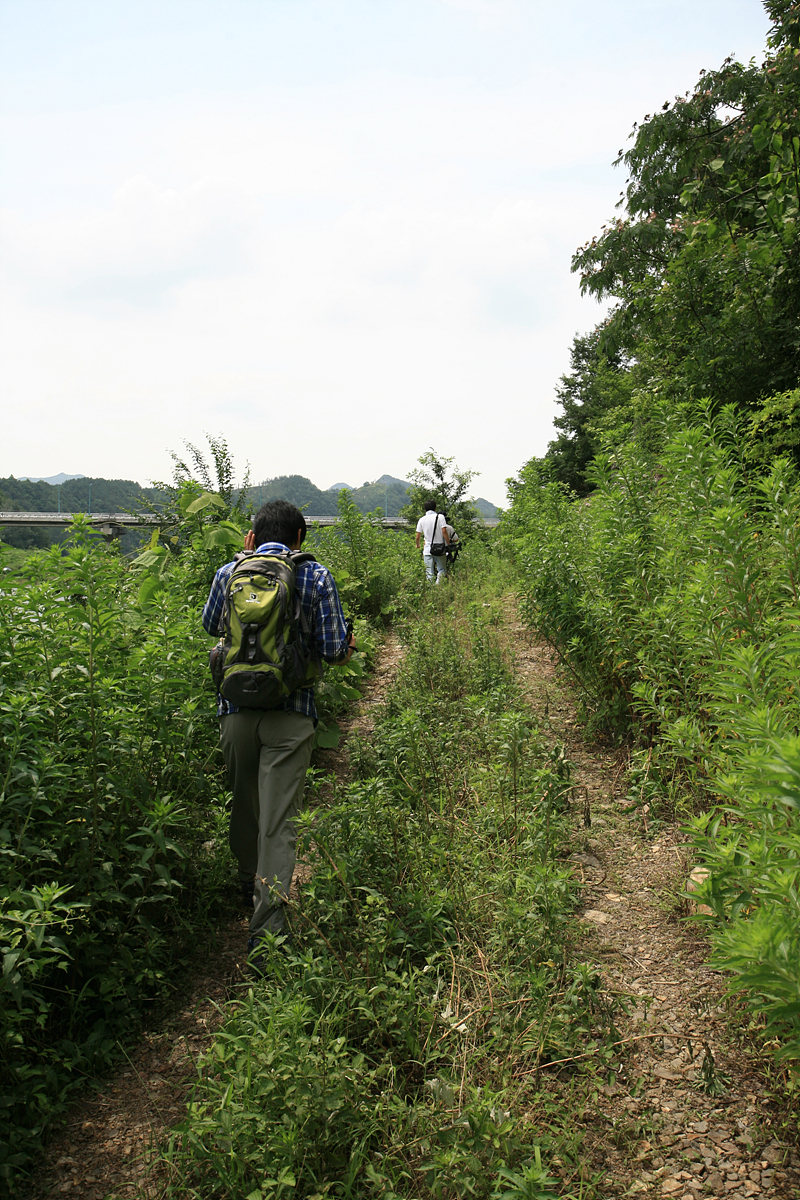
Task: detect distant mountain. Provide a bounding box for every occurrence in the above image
[248,474,498,520]
[249,474,411,517]
[18,472,85,485]
[375,473,410,488]
[249,475,340,516]
[348,477,410,517]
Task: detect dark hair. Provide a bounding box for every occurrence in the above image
[424,500,437,512]
[252,499,307,548]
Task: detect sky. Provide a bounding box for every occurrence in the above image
[0,0,772,507]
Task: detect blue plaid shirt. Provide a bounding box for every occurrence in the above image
[202,542,350,722]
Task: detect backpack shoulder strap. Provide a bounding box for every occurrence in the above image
[287,552,319,644]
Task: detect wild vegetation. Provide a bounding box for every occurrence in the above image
[0,448,491,1193]
[156,551,620,1200]
[3,4,800,1190]
[1,438,638,1199]
[0,516,231,1187]
[506,0,800,1082]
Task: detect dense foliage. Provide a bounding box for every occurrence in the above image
[503,1,800,1071]
[158,559,618,1200]
[0,458,450,1189]
[505,402,800,1070]
[0,522,231,1187]
[546,0,800,493]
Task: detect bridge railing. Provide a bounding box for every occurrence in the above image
[0,512,499,541]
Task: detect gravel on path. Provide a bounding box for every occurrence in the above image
[512,620,800,1199]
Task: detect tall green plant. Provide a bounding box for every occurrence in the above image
[158,566,608,1200]
[0,523,232,1187]
[306,489,420,622]
[506,404,800,1070]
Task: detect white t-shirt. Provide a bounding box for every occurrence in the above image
[416,510,447,554]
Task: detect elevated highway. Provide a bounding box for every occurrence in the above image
[0,512,499,541]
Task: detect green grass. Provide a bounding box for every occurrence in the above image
[154,569,618,1200]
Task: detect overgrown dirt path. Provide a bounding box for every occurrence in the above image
[25,618,800,1200]
[509,613,800,1199]
[23,634,405,1200]
[24,920,245,1200]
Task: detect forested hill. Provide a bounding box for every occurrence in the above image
[0,475,160,514]
[0,471,499,548]
[543,0,800,495]
[246,474,498,518]
[0,475,163,548]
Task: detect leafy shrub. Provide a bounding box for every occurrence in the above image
[0,523,233,1187]
[160,571,609,1199]
[505,402,800,1071]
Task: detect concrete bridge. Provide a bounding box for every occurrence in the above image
[0,512,499,541]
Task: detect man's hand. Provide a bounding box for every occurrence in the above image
[339,633,356,665]
[244,530,256,552]
[415,532,422,549]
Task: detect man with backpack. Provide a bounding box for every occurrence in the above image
[415,500,451,583]
[202,499,354,968]
[442,514,460,564]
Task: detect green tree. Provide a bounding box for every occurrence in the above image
[572,0,800,416]
[546,327,635,495]
[402,449,481,529]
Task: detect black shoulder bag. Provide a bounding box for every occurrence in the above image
[429,512,447,557]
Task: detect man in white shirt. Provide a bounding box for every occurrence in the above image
[415,501,451,583]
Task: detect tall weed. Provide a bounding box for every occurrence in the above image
[505,402,800,1071]
[159,573,610,1199]
[0,525,232,1186]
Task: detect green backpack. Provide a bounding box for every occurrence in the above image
[209,550,319,708]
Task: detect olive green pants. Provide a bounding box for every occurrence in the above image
[220,709,315,938]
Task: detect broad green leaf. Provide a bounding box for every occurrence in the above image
[202,526,244,550]
[186,492,225,515]
[138,574,164,606]
[132,547,167,567]
[314,721,341,749]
